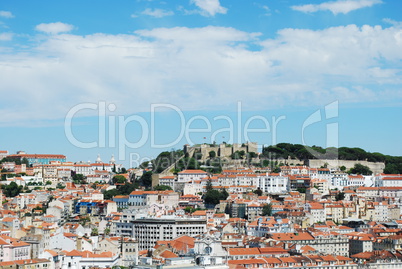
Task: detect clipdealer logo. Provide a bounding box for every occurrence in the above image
[64,101,339,164]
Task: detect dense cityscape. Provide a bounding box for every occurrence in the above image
[0,143,402,268]
[1,0,402,268]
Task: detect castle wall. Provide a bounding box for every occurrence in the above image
[219,144,233,158]
[187,142,260,161]
[200,145,219,161]
[308,159,385,174]
[247,142,258,154]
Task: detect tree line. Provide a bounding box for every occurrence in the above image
[262,143,402,174]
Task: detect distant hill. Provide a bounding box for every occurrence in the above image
[262,143,402,174]
[143,143,401,175]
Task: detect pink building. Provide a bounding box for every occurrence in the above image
[0,236,31,261]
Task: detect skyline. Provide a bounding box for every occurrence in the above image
[0,0,401,166]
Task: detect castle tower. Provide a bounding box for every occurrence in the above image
[110,154,116,164]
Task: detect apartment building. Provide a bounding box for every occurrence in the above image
[258,173,288,193]
[131,218,207,250]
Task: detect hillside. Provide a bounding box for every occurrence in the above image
[262,143,402,174]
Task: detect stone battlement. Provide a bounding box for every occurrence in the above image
[184,142,258,161]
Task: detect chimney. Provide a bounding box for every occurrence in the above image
[77,236,82,251]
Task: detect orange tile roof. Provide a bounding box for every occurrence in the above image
[179,169,208,174]
[228,248,260,256]
[192,210,207,216]
[228,259,267,265]
[270,232,314,241]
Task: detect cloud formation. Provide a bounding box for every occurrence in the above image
[292,0,382,15]
[141,8,174,18]
[0,32,12,41]
[35,22,74,34]
[0,11,14,18]
[191,0,227,16]
[0,24,401,125]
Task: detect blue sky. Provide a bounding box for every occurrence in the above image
[0,0,401,166]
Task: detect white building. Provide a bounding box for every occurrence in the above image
[373,201,389,222]
[0,236,31,261]
[348,175,365,187]
[177,170,208,183]
[374,174,402,187]
[347,232,374,255]
[159,176,175,189]
[131,218,207,250]
[61,250,119,269]
[257,173,288,193]
[73,164,92,177]
[305,202,326,225]
[331,172,349,189]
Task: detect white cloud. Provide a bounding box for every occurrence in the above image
[0,32,12,41]
[191,0,227,16]
[0,24,401,124]
[141,8,174,18]
[262,5,271,16]
[383,18,402,27]
[136,26,258,42]
[0,11,14,18]
[35,22,74,35]
[292,0,382,15]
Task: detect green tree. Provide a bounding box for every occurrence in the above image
[340,166,346,171]
[118,182,137,195]
[0,157,29,166]
[140,171,153,187]
[177,157,200,170]
[102,181,139,200]
[140,161,149,169]
[204,189,222,205]
[262,203,273,216]
[21,157,29,166]
[1,168,7,181]
[231,150,246,159]
[184,206,196,214]
[297,187,306,193]
[253,188,263,196]
[204,189,228,206]
[206,178,213,192]
[2,182,23,197]
[348,164,372,175]
[154,185,173,191]
[209,151,216,158]
[56,183,65,189]
[384,163,402,174]
[221,189,229,200]
[335,192,345,201]
[247,152,257,158]
[113,175,127,184]
[73,173,86,184]
[103,188,120,200]
[147,150,184,173]
[91,228,99,236]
